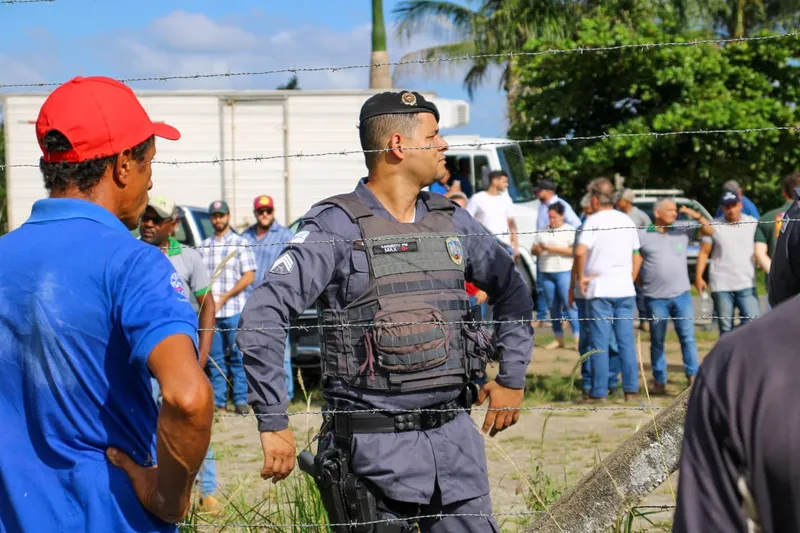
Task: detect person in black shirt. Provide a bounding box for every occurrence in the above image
[673,295,800,532]
[767,186,800,308]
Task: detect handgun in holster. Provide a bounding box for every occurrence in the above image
[297,445,377,533]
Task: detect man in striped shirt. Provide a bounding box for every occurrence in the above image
[200,200,257,414]
[241,194,295,401]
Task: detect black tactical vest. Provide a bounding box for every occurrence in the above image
[315,192,492,393]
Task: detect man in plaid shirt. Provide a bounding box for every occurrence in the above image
[201,200,257,414]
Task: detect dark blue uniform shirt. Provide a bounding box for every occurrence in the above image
[767,187,800,308]
[237,178,534,505]
[0,199,199,532]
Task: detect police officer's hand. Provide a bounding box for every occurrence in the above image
[476,381,524,437]
[259,428,296,484]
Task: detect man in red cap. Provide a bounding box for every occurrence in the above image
[0,76,214,532]
[241,194,295,401]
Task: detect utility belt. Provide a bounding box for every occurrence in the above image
[328,382,478,440]
[297,383,479,532]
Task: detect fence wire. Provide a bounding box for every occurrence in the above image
[0,30,797,88]
[1,125,796,171]
[1,0,54,3]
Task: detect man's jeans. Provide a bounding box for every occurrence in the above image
[585,297,638,398]
[209,314,248,407]
[711,288,761,335]
[635,283,650,323]
[576,299,620,396]
[535,264,549,322]
[151,380,218,497]
[644,291,699,385]
[540,271,580,338]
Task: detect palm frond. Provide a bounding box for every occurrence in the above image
[392,0,480,43]
[392,41,479,86]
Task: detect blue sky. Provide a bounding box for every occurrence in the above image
[0,0,507,136]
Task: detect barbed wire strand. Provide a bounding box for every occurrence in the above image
[176,505,678,529]
[1,30,797,89]
[174,215,791,251]
[1,0,54,3]
[217,404,668,419]
[2,125,796,171]
[202,312,758,333]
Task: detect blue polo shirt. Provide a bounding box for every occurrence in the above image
[0,198,199,532]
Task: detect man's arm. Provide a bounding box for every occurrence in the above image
[456,209,533,437]
[106,246,214,523]
[695,240,713,293]
[187,249,215,367]
[508,216,519,256]
[564,203,582,229]
[754,242,771,273]
[632,251,643,281]
[680,206,714,237]
[237,213,338,483]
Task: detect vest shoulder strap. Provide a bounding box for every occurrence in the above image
[312,193,374,222]
[421,191,457,214]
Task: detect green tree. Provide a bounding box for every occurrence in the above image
[391,0,579,122]
[371,0,393,89]
[510,4,800,209]
[277,75,300,90]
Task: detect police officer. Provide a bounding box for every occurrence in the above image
[237,90,534,532]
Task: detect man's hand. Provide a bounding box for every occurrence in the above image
[476,381,524,437]
[578,275,596,295]
[695,277,708,295]
[259,428,296,484]
[475,290,489,305]
[215,293,229,312]
[107,449,189,523]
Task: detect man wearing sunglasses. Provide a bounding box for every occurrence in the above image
[138,195,221,513]
[241,195,295,401]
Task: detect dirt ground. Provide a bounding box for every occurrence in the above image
[198,325,719,532]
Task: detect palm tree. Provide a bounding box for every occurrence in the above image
[371,0,393,89]
[696,0,800,37]
[391,0,578,123]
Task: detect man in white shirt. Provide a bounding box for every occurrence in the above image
[695,190,761,335]
[467,170,519,256]
[574,178,642,402]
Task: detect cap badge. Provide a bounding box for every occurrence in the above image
[214,201,222,209]
[401,92,417,106]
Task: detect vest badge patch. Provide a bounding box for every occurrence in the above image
[445,237,463,265]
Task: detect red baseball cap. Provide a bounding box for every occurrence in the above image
[253,195,274,210]
[36,76,181,163]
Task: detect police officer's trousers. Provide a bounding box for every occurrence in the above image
[370,484,500,533]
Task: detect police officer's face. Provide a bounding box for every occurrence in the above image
[139,206,175,246]
[411,113,448,186]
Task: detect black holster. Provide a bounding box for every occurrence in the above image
[298,445,386,533]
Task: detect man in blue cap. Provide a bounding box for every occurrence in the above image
[237,90,534,532]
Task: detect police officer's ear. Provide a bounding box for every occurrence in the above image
[387,132,406,161]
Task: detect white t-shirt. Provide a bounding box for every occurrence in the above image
[466,191,514,245]
[577,209,641,298]
[534,226,576,273]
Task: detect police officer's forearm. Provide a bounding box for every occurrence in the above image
[490,273,534,389]
[237,287,293,432]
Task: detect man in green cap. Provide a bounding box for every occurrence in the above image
[238,90,534,532]
[139,195,222,513]
[200,200,257,415]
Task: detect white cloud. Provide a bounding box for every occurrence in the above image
[0,54,47,88]
[148,11,261,53]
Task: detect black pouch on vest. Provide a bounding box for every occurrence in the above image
[365,302,451,374]
[462,305,495,377]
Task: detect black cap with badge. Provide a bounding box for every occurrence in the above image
[359,90,440,124]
